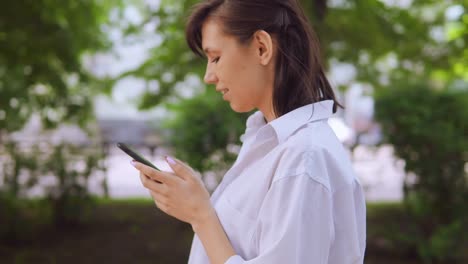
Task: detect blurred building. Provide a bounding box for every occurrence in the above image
[7,114,162,150]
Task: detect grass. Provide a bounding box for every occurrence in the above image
[0,198,193,264]
[0,199,452,264]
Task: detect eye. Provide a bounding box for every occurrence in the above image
[211,57,220,63]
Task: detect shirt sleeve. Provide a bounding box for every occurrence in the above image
[224,174,334,264]
[225,255,244,264]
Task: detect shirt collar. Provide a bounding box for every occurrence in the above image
[267,100,335,144]
[246,110,266,130]
[244,100,335,144]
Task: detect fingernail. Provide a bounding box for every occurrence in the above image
[130,160,136,167]
[166,156,177,165]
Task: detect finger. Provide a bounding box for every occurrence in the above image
[149,190,168,206]
[139,173,169,196]
[133,161,176,185]
[165,156,194,181]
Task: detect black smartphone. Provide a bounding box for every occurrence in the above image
[117,142,160,171]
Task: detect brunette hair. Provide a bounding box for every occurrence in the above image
[186,0,342,117]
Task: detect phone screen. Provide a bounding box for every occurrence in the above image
[117,142,160,171]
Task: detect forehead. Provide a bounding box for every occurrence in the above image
[201,19,232,53]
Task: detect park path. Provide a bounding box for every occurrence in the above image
[98,145,405,201]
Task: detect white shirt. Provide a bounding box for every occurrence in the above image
[188,100,366,264]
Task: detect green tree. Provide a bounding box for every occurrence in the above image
[375,83,468,262]
[163,88,248,174]
[114,0,466,170]
[114,1,467,262]
[0,0,123,239]
[0,0,121,134]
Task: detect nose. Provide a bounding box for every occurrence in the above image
[203,64,218,85]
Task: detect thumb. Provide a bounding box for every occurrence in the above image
[165,156,193,180]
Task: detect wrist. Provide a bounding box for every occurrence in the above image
[191,205,216,233]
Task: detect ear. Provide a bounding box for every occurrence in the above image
[252,30,274,66]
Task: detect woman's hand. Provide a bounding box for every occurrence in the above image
[133,157,237,264]
[132,157,214,227]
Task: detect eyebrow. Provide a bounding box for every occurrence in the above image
[203,47,218,55]
[203,47,211,55]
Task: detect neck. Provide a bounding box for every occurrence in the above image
[259,63,276,122]
[259,104,276,123]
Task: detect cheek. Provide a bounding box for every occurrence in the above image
[237,65,264,96]
[220,54,266,108]
[230,61,254,88]
[221,51,249,79]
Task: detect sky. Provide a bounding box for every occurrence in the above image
[88,4,163,120]
[89,3,366,123]
[88,0,464,123]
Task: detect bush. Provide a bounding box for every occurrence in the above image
[163,88,249,179]
[0,142,107,241]
[42,144,102,227]
[365,202,415,257]
[0,193,52,243]
[375,83,468,263]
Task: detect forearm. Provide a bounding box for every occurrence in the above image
[192,207,236,264]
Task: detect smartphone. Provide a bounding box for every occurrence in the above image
[117,142,161,171]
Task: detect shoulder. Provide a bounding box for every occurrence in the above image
[273,144,332,191]
[273,121,355,192]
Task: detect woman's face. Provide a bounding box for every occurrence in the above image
[201,19,274,114]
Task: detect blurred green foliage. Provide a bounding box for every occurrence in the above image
[375,83,468,262]
[119,0,468,103]
[0,0,119,239]
[365,201,418,258]
[115,0,467,179]
[0,0,467,262]
[117,1,467,262]
[0,193,53,243]
[163,88,249,176]
[2,200,462,263]
[0,142,107,240]
[43,144,107,226]
[0,0,122,132]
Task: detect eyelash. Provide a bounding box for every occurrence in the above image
[211,57,220,63]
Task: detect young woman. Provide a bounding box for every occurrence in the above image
[131,0,366,263]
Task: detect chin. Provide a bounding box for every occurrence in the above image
[229,102,254,113]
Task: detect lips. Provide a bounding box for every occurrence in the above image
[217,88,229,95]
